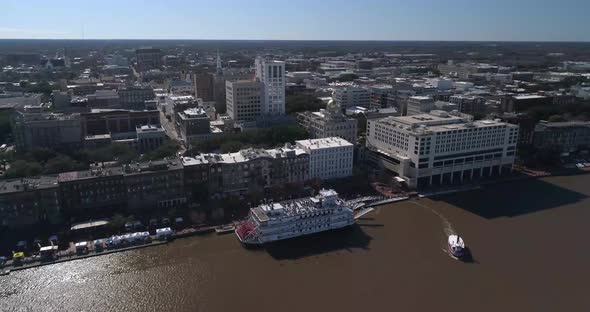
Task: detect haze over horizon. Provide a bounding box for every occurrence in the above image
[1,0,589,42]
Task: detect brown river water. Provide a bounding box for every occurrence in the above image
[2,174,590,311]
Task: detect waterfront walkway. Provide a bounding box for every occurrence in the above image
[1,225,218,276]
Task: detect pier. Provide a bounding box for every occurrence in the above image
[0,225,219,276]
[354,207,375,220]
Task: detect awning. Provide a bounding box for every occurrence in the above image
[71,220,109,231]
[40,246,58,252]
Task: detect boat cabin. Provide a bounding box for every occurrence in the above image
[156,227,174,241]
[75,242,89,255]
[39,246,58,261]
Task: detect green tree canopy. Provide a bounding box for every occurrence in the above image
[142,140,181,161]
[4,160,43,178]
[43,155,85,174]
[286,95,326,115]
[189,125,309,154]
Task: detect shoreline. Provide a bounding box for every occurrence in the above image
[2,196,410,275]
[3,170,585,276]
[1,226,218,275]
[5,240,168,273]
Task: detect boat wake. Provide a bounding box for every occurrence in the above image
[410,201,457,258]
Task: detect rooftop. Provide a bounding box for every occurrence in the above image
[409,96,433,101]
[182,107,208,118]
[537,121,590,129]
[514,95,547,100]
[136,124,165,133]
[388,111,464,127]
[0,176,59,194]
[375,111,515,134]
[251,189,345,221]
[181,146,307,166]
[296,137,353,149]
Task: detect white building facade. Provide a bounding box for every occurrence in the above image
[255,57,286,116]
[366,111,518,189]
[333,86,370,109]
[297,108,357,144]
[296,137,354,180]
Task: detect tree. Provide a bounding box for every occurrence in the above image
[43,155,83,174]
[109,213,127,232]
[86,143,138,164]
[335,73,359,82]
[0,111,12,144]
[188,124,309,154]
[535,146,561,166]
[4,160,43,178]
[28,148,58,163]
[142,140,180,161]
[286,95,326,115]
[220,141,243,153]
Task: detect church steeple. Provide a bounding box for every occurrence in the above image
[216,50,222,75]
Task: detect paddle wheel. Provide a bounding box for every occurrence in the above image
[236,222,256,242]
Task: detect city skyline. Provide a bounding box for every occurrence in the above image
[1,0,589,42]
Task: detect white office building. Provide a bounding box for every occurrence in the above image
[333,86,370,109]
[255,57,286,116]
[366,110,518,189]
[296,137,354,180]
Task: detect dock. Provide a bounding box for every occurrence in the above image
[354,207,375,220]
[3,240,168,274]
[0,225,218,276]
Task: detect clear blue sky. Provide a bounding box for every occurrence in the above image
[1,0,588,41]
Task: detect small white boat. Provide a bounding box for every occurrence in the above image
[215,224,235,234]
[448,235,466,259]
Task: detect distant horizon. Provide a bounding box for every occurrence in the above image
[0,38,589,44]
[1,0,589,42]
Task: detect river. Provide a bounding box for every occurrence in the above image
[2,174,590,311]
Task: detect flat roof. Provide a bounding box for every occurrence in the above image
[374,111,516,134]
[0,176,59,194]
[296,137,353,149]
[181,147,307,166]
[514,95,547,100]
[71,220,110,231]
[390,111,464,126]
[537,121,590,129]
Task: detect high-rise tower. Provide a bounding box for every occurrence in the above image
[255,57,285,116]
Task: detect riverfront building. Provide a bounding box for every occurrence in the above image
[0,176,61,227]
[181,145,309,197]
[296,137,354,180]
[0,137,350,228]
[366,111,519,189]
[533,121,590,154]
